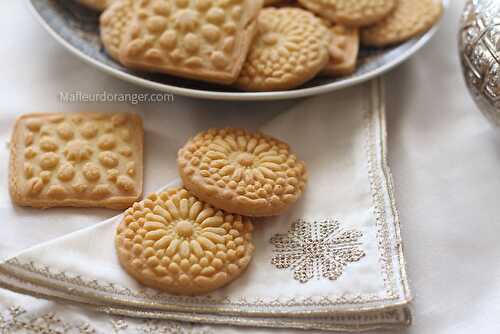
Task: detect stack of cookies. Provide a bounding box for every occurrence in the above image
[115,128,308,295]
[9,113,308,295]
[78,0,443,91]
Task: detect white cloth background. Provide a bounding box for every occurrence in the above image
[0,0,499,333]
[0,79,412,332]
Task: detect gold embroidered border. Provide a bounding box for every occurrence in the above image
[0,275,411,332]
[366,78,412,300]
[0,304,211,334]
[0,78,411,321]
[365,79,398,298]
[377,87,413,300]
[0,259,393,315]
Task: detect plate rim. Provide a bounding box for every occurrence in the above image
[26,0,448,101]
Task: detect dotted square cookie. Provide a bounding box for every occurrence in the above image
[119,0,263,84]
[9,112,143,210]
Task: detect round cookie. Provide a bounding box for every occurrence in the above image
[297,0,396,27]
[77,0,115,12]
[361,0,443,47]
[236,7,330,91]
[116,188,255,295]
[100,0,134,61]
[178,128,308,217]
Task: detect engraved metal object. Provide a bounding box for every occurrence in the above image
[459,0,500,125]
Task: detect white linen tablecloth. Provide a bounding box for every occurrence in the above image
[0,79,414,332]
[0,0,499,333]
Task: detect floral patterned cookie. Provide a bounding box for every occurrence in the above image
[116,188,254,295]
[178,128,308,217]
[361,0,443,47]
[236,7,331,91]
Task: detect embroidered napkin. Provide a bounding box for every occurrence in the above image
[0,79,411,332]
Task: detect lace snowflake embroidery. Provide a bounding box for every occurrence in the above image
[0,306,95,334]
[270,219,365,283]
[0,306,212,334]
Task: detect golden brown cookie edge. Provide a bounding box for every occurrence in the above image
[9,112,144,210]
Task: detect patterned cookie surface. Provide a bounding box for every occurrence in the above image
[323,25,359,76]
[298,0,396,27]
[119,0,263,84]
[178,128,308,217]
[116,188,254,295]
[236,8,330,91]
[361,0,443,47]
[78,0,115,11]
[9,112,143,209]
[100,0,134,61]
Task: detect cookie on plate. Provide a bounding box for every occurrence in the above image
[116,188,255,295]
[9,112,143,209]
[178,128,308,217]
[361,0,443,47]
[323,25,359,76]
[77,0,115,11]
[100,0,134,62]
[236,7,330,91]
[297,0,396,27]
[118,0,263,85]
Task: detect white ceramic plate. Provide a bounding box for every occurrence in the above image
[28,0,447,101]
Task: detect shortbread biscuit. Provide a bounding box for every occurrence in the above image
[77,0,115,11]
[116,188,254,295]
[361,0,443,47]
[178,128,308,217]
[9,112,143,209]
[100,0,134,61]
[298,0,396,27]
[119,0,263,85]
[236,8,330,91]
[323,25,359,76]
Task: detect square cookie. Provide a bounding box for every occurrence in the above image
[119,0,262,84]
[9,112,143,209]
[323,25,359,77]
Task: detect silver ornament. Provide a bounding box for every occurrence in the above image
[459,0,500,125]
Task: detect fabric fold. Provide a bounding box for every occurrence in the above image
[0,78,411,332]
